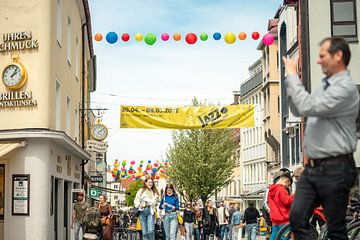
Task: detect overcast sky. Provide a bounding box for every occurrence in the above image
[89,0,283,167]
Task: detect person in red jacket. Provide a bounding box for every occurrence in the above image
[268,172,294,240]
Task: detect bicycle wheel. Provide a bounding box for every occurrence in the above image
[275,224,292,240]
[348,221,360,240]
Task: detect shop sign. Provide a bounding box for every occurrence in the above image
[0,91,37,108]
[0,31,39,52]
[12,174,30,215]
[85,140,108,153]
[90,187,101,200]
[91,175,103,183]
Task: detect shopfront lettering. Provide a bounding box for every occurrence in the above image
[0,91,38,108]
[0,31,39,52]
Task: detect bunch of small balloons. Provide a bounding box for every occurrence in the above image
[111,159,169,181]
[94,31,274,46]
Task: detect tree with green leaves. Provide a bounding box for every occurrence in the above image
[125,180,143,207]
[166,127,237,205]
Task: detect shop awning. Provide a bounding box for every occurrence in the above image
[0,141,27,158]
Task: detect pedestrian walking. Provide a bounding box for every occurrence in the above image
[283,37,359,240]
[183,201,195,240]
[98,195,113,240]
[242,202,260,240]
[134,177,160,240]
[159,184,179,240]
[193,203,203,240]
[71,192,89,240]
[203,199,219,240]
[217,201,229,240]
[230,205,242,240]
[227,203,236,240]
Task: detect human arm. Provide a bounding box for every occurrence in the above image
[71,208,76,229]
[278,187,295,207]
[108,204,112,218]
[159,196,164,210]
[175,197,179,211]
[134,190,143,209]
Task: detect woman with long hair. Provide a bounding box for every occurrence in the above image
[193,203,203,240]
[183,201,195,240]
[159,184,179,240]
[134,177,160,240]
[98,194,113,240]
[203,199,218,240]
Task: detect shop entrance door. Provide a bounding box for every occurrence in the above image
[0,165,5,240]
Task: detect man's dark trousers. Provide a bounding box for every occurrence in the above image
[290,155,357,240]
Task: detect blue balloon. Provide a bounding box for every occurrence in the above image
[148,160,152,163]
[213,32,221,40]
[106,32,118,44]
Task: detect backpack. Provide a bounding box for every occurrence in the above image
[82,207,101,229]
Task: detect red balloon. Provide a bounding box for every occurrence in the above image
[122,33,130,42]
[185,33,197,44]
[252,32,260,40]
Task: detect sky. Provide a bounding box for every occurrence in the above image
[88,0,283,167]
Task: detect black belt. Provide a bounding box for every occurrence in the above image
[309,153,353,167]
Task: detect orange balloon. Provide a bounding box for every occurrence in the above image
[94,33,103,41]
[173,33,181,41]
[238,32,247,40]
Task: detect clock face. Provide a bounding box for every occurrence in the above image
[91,124,108,141]
[2,64,24,89]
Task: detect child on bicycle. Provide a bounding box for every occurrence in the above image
[268,171,294,240]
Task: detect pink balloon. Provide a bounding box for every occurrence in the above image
[262,33,274,46]
[131,160,135,165]
[154,163,159,167]
[161,33,170,41]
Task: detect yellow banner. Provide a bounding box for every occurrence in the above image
[120,105,254,129]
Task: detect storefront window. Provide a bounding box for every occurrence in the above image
[0,165,4,220]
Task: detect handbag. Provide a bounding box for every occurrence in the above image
[101,216,111,225]
[177,213,183,225]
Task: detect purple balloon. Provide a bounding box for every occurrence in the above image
[262,33,274,46]
[161,33,169,41]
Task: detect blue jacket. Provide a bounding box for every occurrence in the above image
[231,211,242,226]
[159,194,179,212]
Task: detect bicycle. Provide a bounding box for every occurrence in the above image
[275,207,325,240]
[318,196,360,240]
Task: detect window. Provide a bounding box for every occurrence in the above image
[56,0,62,45]
[74,108,79,142]
[114,195,118,200]
[75,37,79,80]
[331,0,358,42]
[114,185,119,189]
[67,16,72,64]
[0,165,4,220]
[66,96,71,135]
[56,79,61,130]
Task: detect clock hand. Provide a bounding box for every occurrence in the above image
[11,68,18,78]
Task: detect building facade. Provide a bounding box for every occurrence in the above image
[277,1,303,170]
[0,0,95,239]
[239,59,267,210]
[258,19,282,182]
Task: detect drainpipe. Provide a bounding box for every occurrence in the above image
[81,22,89,187]
[298,0,311,165]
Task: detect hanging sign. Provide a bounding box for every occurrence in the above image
[120,104,254,129]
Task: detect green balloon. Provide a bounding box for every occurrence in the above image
[145,33,157,45]
[200,32,208,41]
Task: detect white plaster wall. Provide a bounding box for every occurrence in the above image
[0,138,82,240]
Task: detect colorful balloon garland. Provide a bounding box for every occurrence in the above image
[110,159,170,181]
[94,31,272,45]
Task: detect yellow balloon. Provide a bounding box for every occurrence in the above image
[225,32,236,44]
[135,33,143,41]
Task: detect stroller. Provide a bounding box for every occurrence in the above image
[82,207,102,240]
